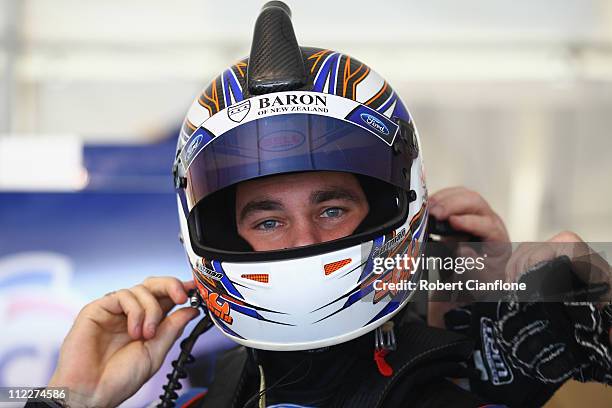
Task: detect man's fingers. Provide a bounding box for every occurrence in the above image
[506,239,578,283]
[512,232,587,282]
[456,245,480,260]
[98,289,145,339]
[130,285,164,340]
[159,297,177,315]
[144,307,200,372]
[141,277,194,305]
[549,231,584,243]
[156,297,187,318]
[429,188,493,220]
[183,279,196,294]
[449,214,506,242]
[132,278,197,339]
[428,187,468,207]
[83,278,197,341]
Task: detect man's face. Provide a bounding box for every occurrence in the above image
[235,172,369,251]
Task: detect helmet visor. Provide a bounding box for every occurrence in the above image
[183,112,413,210]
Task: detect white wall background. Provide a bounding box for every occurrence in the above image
[1,0,611,241]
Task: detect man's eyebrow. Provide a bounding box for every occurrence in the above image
[239,199,284,222]
[310,187,361,204]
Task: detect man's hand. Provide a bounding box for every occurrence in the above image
[48,277,200,408]
[429,186,509,243]
[428,187,510,327]
[444,232,612,406]
[494,232,612,387]
[502,231,612,345]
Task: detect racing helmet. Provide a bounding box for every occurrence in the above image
[174,1,428,351]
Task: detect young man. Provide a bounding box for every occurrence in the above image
[43,176,610,407]
[38,2,611,407]
[45,175,513,408]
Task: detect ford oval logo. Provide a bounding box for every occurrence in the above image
[185,134,203,160]
[360,113,389,135]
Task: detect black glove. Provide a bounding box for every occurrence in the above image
[445,255,612,407]
[495,300,612,385]
[445,303,562,408]
[495,255,612,386]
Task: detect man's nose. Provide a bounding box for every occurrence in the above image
[289,219,322,248]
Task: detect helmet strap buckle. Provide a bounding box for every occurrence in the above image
[374,321,397,377]
[375,321,397,352]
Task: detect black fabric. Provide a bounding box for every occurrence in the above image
[445,299,612,405]
[337,362,481,408]
[389,373,486,408]
[445,303,561,408]
[516,255,610,302]
[192,317,497,407]
[195,185,252,252]
[353,175,404,234]
[199,346,252,408]
[334,322,477,407]
[496,301,612,386]
[23,401,63,408]
[257,326,377,407]
[492,256,612,388]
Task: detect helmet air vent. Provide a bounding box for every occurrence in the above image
[247,1,307,95]
[241,273,270,283]
[324,258,352,276]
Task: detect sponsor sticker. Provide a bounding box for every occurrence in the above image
[196,259,223,281]
[481,317,514,385]
[345,105,398,146]
[360,113,390,135]
[181,128,215,168]
[185,134,202,161]
[185,91,401,168]
[227,100,251,123]
[260,130,306,152]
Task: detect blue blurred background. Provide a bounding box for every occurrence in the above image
[1,0,612,406]
[0,136,233,406]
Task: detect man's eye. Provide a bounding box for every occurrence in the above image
[256,220,280,230]
[321,207,344,218]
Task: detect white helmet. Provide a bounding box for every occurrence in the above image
[173,2,428,351]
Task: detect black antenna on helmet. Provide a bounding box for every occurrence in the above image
[247,1,307,95]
